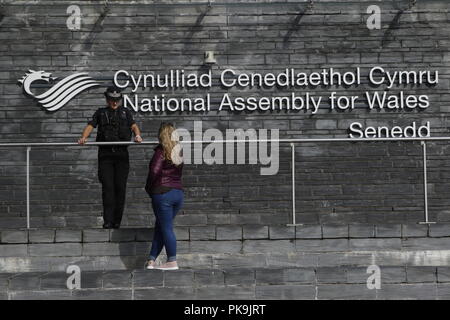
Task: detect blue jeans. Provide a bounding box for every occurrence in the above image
[149,189,184,262]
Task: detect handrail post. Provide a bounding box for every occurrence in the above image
[419,141,435,225]
[26,146,31,229]
[287,143,301,226]
[292,143,296,225]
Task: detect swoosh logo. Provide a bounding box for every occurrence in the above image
[18,71,101,112]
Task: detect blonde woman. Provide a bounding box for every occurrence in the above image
[144,122,184,270]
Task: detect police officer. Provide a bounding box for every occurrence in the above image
[78,86,143,229]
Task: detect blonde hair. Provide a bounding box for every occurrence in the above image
[158,122,183,166]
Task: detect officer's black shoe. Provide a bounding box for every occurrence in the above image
[112,223,120,229]
[103,223,114,229]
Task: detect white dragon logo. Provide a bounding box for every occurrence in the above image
[18,70,100,112]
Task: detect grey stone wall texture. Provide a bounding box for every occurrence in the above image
[0,0,449,230]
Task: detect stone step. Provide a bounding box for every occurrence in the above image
[4,237,450,257]
[2,248,450,272]
[2,223,450,245]
[1,224,450,272]
[1,265,450,300]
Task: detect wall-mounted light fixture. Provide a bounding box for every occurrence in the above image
[204,51,217,66]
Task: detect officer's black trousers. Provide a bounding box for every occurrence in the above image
[98,148,130,226]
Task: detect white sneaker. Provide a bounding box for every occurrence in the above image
[156,262,179,271]
[144,260,156,270]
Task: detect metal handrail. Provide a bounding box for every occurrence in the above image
[0,136,444,229]
[2,136,450,147]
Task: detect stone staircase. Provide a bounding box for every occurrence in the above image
[1,266,450,300]
[1,223,450,299]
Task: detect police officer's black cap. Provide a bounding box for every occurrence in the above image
[105,86,123,101]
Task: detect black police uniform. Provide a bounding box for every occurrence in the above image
[88,106,135,227]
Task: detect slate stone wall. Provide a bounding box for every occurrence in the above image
[0,0,449,229]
